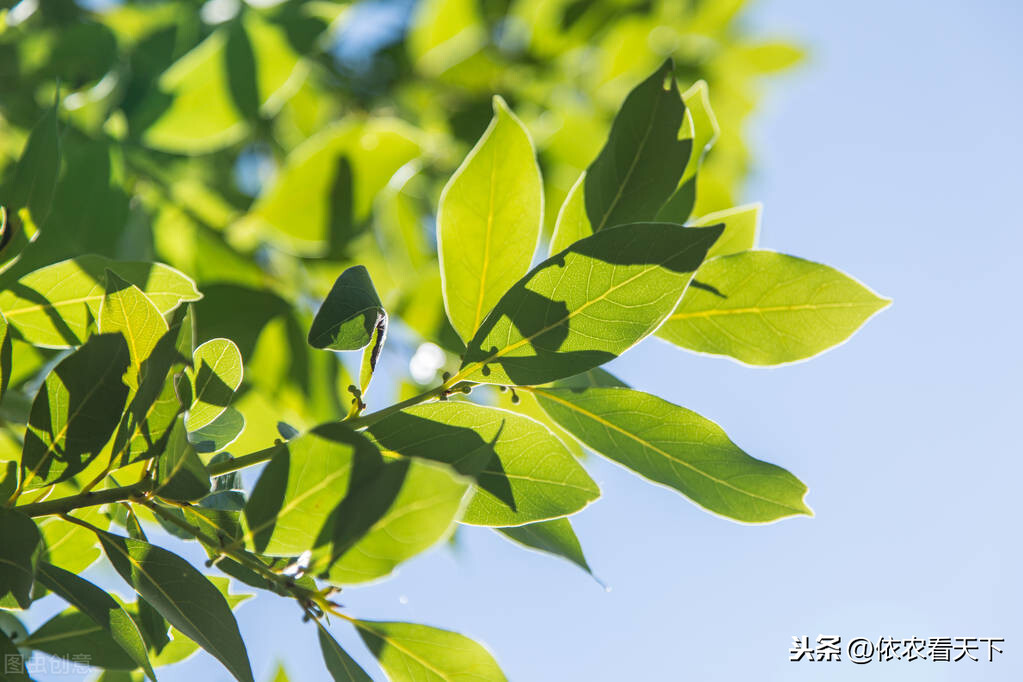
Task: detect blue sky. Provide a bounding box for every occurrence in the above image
[23,1,1022,680]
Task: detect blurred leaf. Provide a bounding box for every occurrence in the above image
[247,119,421,255]
[0,311,10,402]
[0,256,201,348]
[0,507,41,609]
[367,402,597,526]
[356,620,506,682]
[458,223,722,385]
[438,96,543,342]
[534,386,813,522]
[96,532,254,682]
[187,338,242,431]
[658,251,890,365]
[9,104,60,224]
[0,626,29,680]
[34,563,155,679]
[496,518,591,575]
[20,333,130,490]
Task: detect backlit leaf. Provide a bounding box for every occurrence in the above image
[456,222,722,385]
[533,386,813,522]
[0,256,201,348]
[438,96,543,342]
[155,417,212,502]
[317,623,373,682]
[688,203,760,259]
[96,532,254,682]
[584,60,692,232]
[496,518,591,575]
[657,251,891,365]
[308,265,386,352]
[9,104,61,224]
[367,402,598,526]
[100,270,169,388]
[186,338,242,431]
[356,620,506,682]
[20,333,130,489]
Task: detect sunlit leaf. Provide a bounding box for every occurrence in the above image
[457,222,722,385]
[155,416,212,502]
[585,59,692,232]
[688,203,760,259]
[496,518,591,575]
[356,620,506,682]
[96,532,254,682]
[308,265,386,352]
[438,96,543,342]
[534,386,813,522]
[367,402,598,526]
[20,332,130,490]
[658,251,891,365]
[0,256,201,348]
[186,338,242,432]
[100,270,169,388]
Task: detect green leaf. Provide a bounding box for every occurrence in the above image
[246,119,421,255]
[657,251,891,365]
[312,458,468,585]
[9,104,61,224]
[242,423,378,555]
[584,59,692,232]
[548,171,589,257]
[533,386,812,522]
[496,518,591,575]
[20,332,130,490]
[367,402,598,526]
[188,406,245,454]
[95,532,254,682]
[187,338,243,431]
[655,80,720,225]
[456,222,722,386]
[689,203,760,259]
[35,562,155,680]
[38,507,109,574]
[438,95,543,342]
[356,620,506,682]
[155,416,212,502]
[317,624,373,682]
[110,323,190,467]
[308,265,386,351]
[100,270,169,388]
[0,256,201,348]
[0,507,42,609]
[0,311,11,402]
[24,608,140,671]
[0,625,29,680]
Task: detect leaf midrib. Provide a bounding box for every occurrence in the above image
[457,236,705,379]
[670,300,884,321]
[529,388,805,513]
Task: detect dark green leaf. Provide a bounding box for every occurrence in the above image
[155,416,212,502]
[9,104,61,224]
[308,265,386,352]
[96,532,254,682]
[25,608,139,671]
[456,222,722,385]
[584,59,692,232]
[0,311,10,403]
[35,563,155,679]
[20,332,130,489]
[0,508,42,609]
[0,625,29,680]
[533,386,812,522]
[318,624,373,682]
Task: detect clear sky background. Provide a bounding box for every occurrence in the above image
[23,1,1022,680]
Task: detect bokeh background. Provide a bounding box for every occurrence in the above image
[16,0,1022,680]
